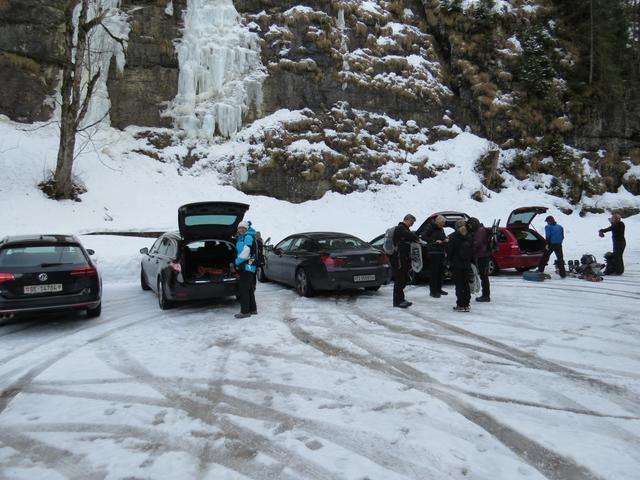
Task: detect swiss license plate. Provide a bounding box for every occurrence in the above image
[353,274,376,283]
[24,284,63,294]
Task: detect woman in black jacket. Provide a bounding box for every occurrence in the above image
[599,213,626,274]
[447,220,474,312]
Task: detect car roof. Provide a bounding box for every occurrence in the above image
[293,232,358,239]
[1,234,80,246]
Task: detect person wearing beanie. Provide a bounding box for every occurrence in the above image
[234,220,257,318]
[537,215,566,278]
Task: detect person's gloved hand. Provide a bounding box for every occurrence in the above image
[598,230,605,238]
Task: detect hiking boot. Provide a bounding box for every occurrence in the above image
[394,301,411,308]
[475,296,490,302]
[430,293,441,298]
[234,313,251,319]
[250,310,258,315]
[452,306,470,312]
[439,290,448,296]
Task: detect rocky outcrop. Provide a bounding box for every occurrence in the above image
[0,0,65,121]
[108,0,186,128]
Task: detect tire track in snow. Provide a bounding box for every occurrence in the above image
[96,340,343,480]
[283,313,603,480]
[402,309,640,417]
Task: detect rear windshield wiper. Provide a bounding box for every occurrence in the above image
[40,262,72,267]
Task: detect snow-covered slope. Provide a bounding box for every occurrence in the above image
[0,113,637,283]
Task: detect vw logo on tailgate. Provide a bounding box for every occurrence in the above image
[38,273,48,282]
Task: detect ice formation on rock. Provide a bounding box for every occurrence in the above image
[168,0,266,139]
[77,0,130,128]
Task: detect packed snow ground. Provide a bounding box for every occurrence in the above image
[1,116,639,479]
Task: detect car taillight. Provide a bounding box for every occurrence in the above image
[377,254,390,265]
[0,272,16,283]
[170,261,182,273]
[70,267,97,277]
[321,256,346,268]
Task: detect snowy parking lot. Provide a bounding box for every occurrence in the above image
[1,251,639,480]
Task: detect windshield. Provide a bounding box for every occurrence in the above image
[316,236,369,250]
[0,244,88,268]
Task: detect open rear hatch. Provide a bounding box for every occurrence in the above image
[506,206,548,230]
[178,202,249,242]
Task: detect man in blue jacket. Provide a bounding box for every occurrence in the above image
[537,215,566,278]
[234,221,257,318]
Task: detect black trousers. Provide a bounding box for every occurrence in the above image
[428,254,445,295]
[611,240,626,274]
[392,256,409,305]
[475,256,490,299]
[453,266,471,308]
[538,243,566,277]
[239,270,257,314]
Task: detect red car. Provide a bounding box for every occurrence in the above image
[487,206,548,275]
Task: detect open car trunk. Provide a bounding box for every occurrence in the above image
[513,230,545,253]
[182,239,237,282]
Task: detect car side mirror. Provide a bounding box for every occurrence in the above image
[274,247,282,256]
[140,247,149,255]
[86,249,95,255]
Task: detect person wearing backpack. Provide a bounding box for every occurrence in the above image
[468,217,491,302]
[234,221,257,318]
[420,215,448,298]
[599,213,626,275]
[537,215,566,278]
[390,214,421,308]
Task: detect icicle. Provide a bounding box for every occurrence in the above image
[336,8,349,91]
[167,0,266,140]
[76,0,130,128]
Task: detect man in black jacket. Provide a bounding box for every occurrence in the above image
[447,220,474,312]
[392,214,420,308]
[599,213,626,274]
[421,215,448,298]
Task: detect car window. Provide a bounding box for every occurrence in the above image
[371,235,384,248]
[0,244,87,267]
[157,238,174,257]
[288,237,305,252]
[149,238,162,254]
[275,237,294,251]
[316,236,369,250]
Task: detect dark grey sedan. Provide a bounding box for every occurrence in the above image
[259,232,390,297]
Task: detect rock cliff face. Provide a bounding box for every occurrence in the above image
[1,0,638,203]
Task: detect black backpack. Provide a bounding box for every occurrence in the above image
[251,234,264,266]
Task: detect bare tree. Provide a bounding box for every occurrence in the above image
[45,0,126,200]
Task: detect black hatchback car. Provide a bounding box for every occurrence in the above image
[140,201,249,309]
[0,234,102,320]
[260,232,390,296]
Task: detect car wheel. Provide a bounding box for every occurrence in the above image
[86,303,101,318]
[365,286,380,292]
[257,266,269,283]
[516,267,532,273]
[487,257,499,276]
[141,268,151,291]
[295,268,314,297]
[157,278,173,310]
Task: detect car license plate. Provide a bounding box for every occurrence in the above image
[24,284,63,294]
[353,274,376,283]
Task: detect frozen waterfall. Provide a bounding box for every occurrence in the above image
[77,0,130,128]
[168,0,266,139]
